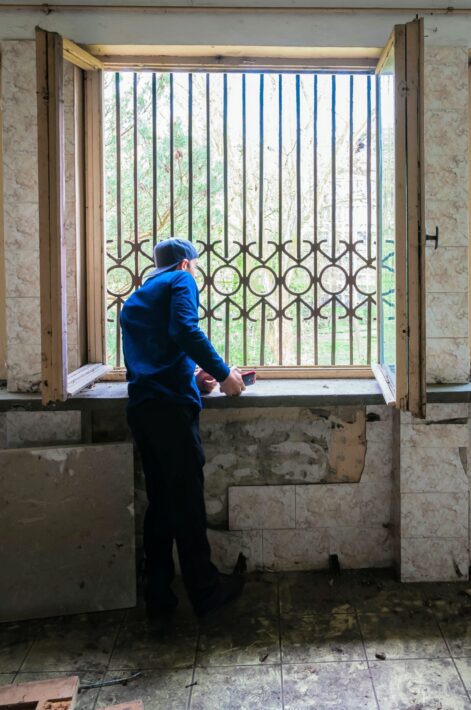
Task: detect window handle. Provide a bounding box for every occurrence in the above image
[426,226,439,250]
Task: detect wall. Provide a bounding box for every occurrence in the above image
[0,4,470,588]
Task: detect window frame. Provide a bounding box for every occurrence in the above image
[35,34,425,413]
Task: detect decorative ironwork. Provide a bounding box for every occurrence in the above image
[104,71,377,369]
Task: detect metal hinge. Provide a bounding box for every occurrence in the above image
[399,81,409,97]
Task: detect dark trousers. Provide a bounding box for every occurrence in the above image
[127,399,219,610]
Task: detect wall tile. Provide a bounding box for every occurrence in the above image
[401,493,468,539]
[424,47,468,111]
[295,484,362,528]
[329,527,393,569]
[425,158,467,205]
[4,248,40,299]
[426,338,469,383]
[5,298,41,392]
[262,529,329,571]
[401,445,468,494]
[427,293,467,339]
[401,537,469,582]
[207,530,262,574]
[425,109,468,158]
[425,199,468,247]
[400,421,468,448]
[426,247,467,294]
[361,440,393,483]
[401,404,468,424]
[228,485,295,530]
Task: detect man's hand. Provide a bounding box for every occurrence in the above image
[220,367,246,397]
[196,369,217,394]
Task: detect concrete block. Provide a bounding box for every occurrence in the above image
[228,485,295,530]
[0,443,135,621]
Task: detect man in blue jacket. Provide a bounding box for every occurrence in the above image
[121,237,245,617]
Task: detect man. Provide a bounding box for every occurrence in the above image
[120,237,246,618]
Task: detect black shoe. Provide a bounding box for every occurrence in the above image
[194,574,245,617]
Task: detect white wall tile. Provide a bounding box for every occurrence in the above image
[401,492,468,539]
[401,537,469,582]
[228,485,295,530]
[262,529,329,571]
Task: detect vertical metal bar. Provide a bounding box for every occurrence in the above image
[115,72,122,260]
[260,300,266,365]
[225,300,230,362]
[206,73,211,341]
[152,72,157,246]
[348,75,354,365]
[116,302,121,368]
[223,73,228,257]
[278,73,283,365]
[258,74,264,256]
[133,72,139,285]
[242,73,247,365]
[169,72,174,234]
[296,74,301,262]
[313,74,318,365]
[296,299,301,365]
[188,73,193,241]
[366,74,372,364]
[331,74,336,365]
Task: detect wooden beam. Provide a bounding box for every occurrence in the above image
[102,366,374,381]
[63,37,104,71]
[36,27,67,405]
[67,362,111,395]
[84,68,106,364]
[405,17,426,418]
[99,55,377,72]
[393,23,408,411]
[0,68,6,382]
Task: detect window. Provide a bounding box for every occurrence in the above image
[35,20,425,415]
[104,70,377,371]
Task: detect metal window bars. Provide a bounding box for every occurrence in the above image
[104,71,376,369]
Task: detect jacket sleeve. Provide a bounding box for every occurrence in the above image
[168,271,230,382]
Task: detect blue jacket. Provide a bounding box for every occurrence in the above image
[120,270,230,410]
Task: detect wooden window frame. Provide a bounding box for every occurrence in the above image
[35,32,425,412]
[36,27,110,405]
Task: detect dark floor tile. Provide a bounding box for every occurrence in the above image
[22,613,123,673]
[352,572,426,614]
[229,572,279,618]
[0,674,15,686]
[196,615,280,667]
[359,610,449,660]
[281,614,365,663]
[439,616,471,657]
[14,671,103,710]
[370,658,471,710]
[283,661,377,709]
[191,664,282,709]
[279,572,355,616]
[0,621,36,673]
[110,616,198,670]
[95,669,192,710]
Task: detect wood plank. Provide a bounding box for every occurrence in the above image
[393,23,409,411]
[372,363,396,406]
[405,17,426,418]
[100,55,376,72]
[36,28,67,405]
[84,69,106,365]
[101,366,374,382]
[0,66,6,382]
[67,362,112,395]
[63,37,104,71]
[0,676,79,708]
[74,66,88,367]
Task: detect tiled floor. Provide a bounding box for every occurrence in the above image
[3,569,471,708]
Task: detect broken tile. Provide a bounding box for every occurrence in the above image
[191,665,282,710]
[281,613,365,663]
[196,615,280,667]
[283,661,377,710]
[14,671,104,710]
[359,610,448,660]
[95,669,192,710]
[370,658,470,710]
